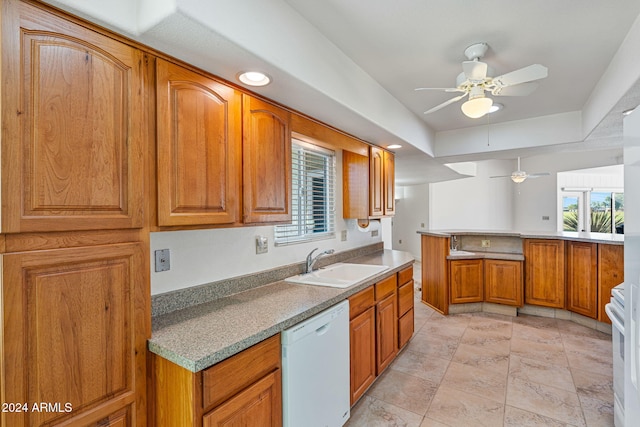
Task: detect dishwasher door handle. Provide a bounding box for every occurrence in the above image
[315,323,331,336]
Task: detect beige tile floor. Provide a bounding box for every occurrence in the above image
[345,268,614,427]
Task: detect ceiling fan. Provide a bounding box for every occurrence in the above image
[490,157,550,183]
[416,42,548,118]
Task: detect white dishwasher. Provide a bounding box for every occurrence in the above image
[282,300,350,427]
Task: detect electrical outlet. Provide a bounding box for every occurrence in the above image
[341,230,347,241]
[371,229,379,237]
[399,239,402,244]
[256,236,268,254]
[155,249,170,272]
[481,239,491,248]
[421,223,425,228]
[542,215,550,221]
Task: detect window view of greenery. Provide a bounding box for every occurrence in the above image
[563,192,624,233]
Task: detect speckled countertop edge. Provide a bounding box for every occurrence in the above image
[417,229,624,245]
[148,249,415,372]
[446,251,525,261]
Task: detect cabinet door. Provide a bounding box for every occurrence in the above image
[376,292,398,374]
[398,308,414,349]
[598,244,624,324]
[449,259,484,303]
[243,96,291,224]
[2,2,145,232]
[566,241,598,319]
[421,234,450,314]
[524,239,566,308]
[203,370,282,427]
[369,146,384,217]
[1,243,147,427]
[156,59,241,226]
[383,151,395,215]
[350,307,376,405]
[484,260,523,306]
[342,150,369,219]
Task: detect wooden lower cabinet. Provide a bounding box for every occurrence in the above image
[598,244,624,324]
[203,370,281,427]
[397,266,415,349]
[484,259,523,306]
[524,239,566,308]
[349,306,376,405]
[348,265,414,405]
[450,259,484,303]
[421,234,450,314]
[566,241,598,319]
[151,334,282,427]
[1,242,148,427]
[376,292,398,374]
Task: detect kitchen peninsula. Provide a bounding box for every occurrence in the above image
[419,230,623,331]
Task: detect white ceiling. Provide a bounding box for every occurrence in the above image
[42,0,640,184]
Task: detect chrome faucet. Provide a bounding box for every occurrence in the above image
[305,248,335,273]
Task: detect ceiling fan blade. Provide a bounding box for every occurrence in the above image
[462,60,488,82]
[492,82,539,96]
[489,175,512,179]
[415,87,464,93]
[423,93,467,115]
[492,64,548,87]
[527,172,551,178]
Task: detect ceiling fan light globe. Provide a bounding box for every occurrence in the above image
[511,172,527,183]
[461,97,493,118]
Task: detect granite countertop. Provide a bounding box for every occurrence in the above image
[418,229,624,245]
[148,249,414,372]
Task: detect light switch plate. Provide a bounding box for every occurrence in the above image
[341,230,347,241]
[155,249,170,272]
[256,236,268,254]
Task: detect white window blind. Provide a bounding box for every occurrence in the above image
[275,140,335,245]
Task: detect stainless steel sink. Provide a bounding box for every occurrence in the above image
[285,263,390,288]
[449,250,475,256]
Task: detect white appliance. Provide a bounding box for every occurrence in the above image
[606,282,625,427]
[624,106,640,426]
[281,300,350,427]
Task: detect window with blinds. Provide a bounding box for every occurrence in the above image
[275,140,336,245]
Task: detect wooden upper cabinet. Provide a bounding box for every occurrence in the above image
[1,1,145,232]
[598,244,624,324]
[155,59,241,226]
[524,239,566,308]
[383,151,395,215]
[343,150,369,219]
[566,241,598,319]
[1,242,147,427]
[242,96,291,224]
[369,146,385,217]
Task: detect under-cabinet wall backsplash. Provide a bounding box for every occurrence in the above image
[150,219,386,295]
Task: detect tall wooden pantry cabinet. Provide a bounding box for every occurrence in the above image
[1,1,149,426]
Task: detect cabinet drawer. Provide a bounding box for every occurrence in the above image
[202,334,280,411]
[349,286,375,319]
[398,280,414,316]
[398,266,413,286]
[375,274,397,301]
[203,370,281,427]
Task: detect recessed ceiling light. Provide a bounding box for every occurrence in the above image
[488,103,504,113]
[238,71,271,87]
[387,144,402,149]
